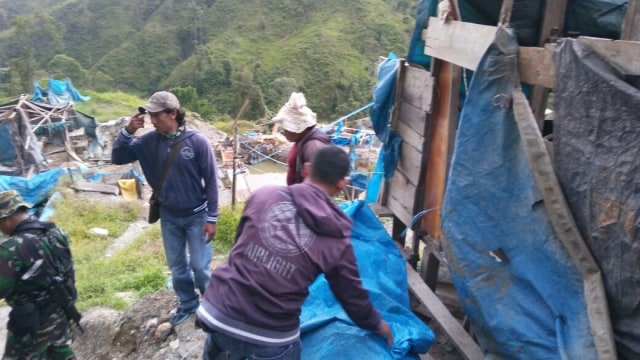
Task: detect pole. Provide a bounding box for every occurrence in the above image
[231,99,250,210]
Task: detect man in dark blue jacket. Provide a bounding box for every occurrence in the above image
[112,91,219,325]
[196,145,393,360]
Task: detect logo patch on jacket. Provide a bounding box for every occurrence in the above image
[259,202,315,256]
[180,147,195,159]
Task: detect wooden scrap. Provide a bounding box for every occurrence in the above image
[70,181,120,195]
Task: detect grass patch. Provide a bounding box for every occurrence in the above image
[50,192,244,311]
[74,90,145,123]
[214,204,244,255]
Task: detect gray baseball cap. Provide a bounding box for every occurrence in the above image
[140,91,180,113]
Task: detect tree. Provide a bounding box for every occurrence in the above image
[171,85,218,121]
[230,66,266,120]
[8,48,37,94]
[47,54,88,85]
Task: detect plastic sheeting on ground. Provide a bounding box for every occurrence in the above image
[441,27,602,359]
[300,200,435,359]
[554,38,640,360]
[0,169,64,207]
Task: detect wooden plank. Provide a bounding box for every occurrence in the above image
[499,0,514,26]
[395,117,425,152]
[423,17,640,88]
[538,0,568,44]
[368,203,394,217]
[397,141,422,185]
[519,45,556,89]
[579,37,640,75]
[406,263,484,360]
[70,181,120,195]
[622,0,640,41]
[397,101,429,138]
[387,169,416,226]
[422,17,497,71]
[421,60,460,240]
[400,65,434,113]
[387,197,413,228]
[529,0,568,129]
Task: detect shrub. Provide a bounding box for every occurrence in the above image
[214,204,244,254]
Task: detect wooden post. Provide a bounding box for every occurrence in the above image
[622,0,640,41]
[499,0,514,26]
[421,59,461,240]
[529,0,568,130]
[231,99,250,210]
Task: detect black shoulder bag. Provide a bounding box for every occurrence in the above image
[148,140,185,224]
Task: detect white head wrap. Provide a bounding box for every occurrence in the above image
[271,92,317,134]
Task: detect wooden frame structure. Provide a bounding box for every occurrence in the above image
[374,1,640,358]
[0,95,86,176]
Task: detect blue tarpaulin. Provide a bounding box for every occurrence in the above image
[32,77,90,105]
[369,54,403,181]
[554,38,640,359]
[300,200,435,359]
[441,27,602,359]
[0,169,64,207]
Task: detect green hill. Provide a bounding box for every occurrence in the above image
[0,0,415,120]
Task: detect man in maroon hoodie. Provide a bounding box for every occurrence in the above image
[196,145,393,359]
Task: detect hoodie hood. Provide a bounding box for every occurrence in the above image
[289,182,351,239]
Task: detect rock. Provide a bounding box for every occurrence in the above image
[89,227,109,236]
[155,323,173,342]
[72,307,122,360]
[69,290,207,359]
[169,339,180,349]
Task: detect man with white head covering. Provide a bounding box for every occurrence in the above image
[271,92,330,185]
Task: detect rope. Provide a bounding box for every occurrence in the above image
[400,207,440,238]
[322,102,374,130]
[238,141,289,166]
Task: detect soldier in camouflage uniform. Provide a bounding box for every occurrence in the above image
[0,190,76,360]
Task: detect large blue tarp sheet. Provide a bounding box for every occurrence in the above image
[369,54,403,181]
[0,169,64,207]
[553,38,640,360]
[300,200,435,359]
[440,28,599,359]
[32,77,90,105]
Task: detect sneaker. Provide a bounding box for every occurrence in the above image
[170,307,197,325]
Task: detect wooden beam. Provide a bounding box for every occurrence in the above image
[499,0,514,26]
[530,0,568,129]
[579,37,640,75]
[622,0,640,41]
[421,59,460,240]
[423,18,640,87]
[538,0,568,44]
[519,45,556,88]
[422,17,497,71]
[406,262,484,360]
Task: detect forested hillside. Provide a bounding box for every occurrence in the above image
[0,0,415,121]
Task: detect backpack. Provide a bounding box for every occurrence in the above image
[15,220,77,302]
[11,219,82,332]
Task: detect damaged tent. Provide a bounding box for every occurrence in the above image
[0,95,99,176]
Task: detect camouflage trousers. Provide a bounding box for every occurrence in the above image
[3,308,75,360]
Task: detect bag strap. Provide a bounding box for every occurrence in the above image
[153,138,186,199]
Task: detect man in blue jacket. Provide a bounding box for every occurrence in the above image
[112,91,219,325]
[196,145,393,359]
